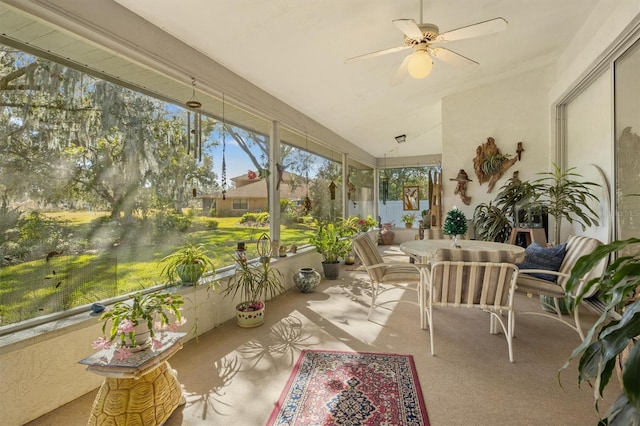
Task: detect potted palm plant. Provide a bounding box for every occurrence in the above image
[221,259,285,328]
[309,220,351,279]
[530,163,600,245]
[160,243,216,286]
[93,290,185,359]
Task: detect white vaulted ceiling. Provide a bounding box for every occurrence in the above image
[1,0,600,162]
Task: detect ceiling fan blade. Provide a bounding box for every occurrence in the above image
[345,45,409,63]
[390,54,411,86]
[437,17,507,43]
[392,18,424,39]
[428,47,478,71]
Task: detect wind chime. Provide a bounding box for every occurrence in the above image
[382,154,389,204]
[303,132,312,214]
[186,78,202,198]
[329,148,336,201]
[220,94,227,200]
[186,78,203,161]
[347,176,357,208]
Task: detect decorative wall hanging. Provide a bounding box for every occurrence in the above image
[450,169,472,205]
[402,186,419,210]
[516,142,525,160]
[472,136,518,193]
[347,180,357,207]
[329,181,337,200]
[276,163,285,191]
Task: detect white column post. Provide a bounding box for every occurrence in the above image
[269,121,281,252]
[342,152,349,218]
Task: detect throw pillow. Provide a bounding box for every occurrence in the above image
[516,242,567,282]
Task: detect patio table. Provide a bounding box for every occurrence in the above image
[400,239,525,263]
[79,331,186,425]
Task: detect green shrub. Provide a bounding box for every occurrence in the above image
[209,208,217,217]
[17,210,71,257]
[280,199,293,213]
[240,212,259,223]
[152,211,192,237]
[240,212,269,225]
[207,219,219,230]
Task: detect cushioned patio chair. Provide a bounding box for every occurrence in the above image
[516,234,604,340]
[422,228,453,240]
[352,233,428,329]
[427,248,520,362]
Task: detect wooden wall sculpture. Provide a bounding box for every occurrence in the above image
[472,137,520,192]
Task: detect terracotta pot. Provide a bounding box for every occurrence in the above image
[380,223,395,245]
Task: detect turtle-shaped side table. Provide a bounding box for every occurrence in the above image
[80,332,186,426]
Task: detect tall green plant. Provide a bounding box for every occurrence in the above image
[561,238,640,424]
[473,176,533,242]
[222,260,284,309]
[530,164,600,244]
[309,220,351,263]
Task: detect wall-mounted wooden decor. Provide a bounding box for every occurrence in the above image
[472,137,519,192]
[450,169,472,205]
[403,186,419,210]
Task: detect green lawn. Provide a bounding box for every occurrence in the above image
[0,212,316,326]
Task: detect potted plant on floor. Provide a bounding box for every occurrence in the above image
[310,220,351,279]
[221,257,285,327]
[160,243,216,286]
[473,175,534,242]
[93,290,185,359]
[561,237,640,424]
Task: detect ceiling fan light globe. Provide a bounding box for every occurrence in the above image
[407,51,433,79]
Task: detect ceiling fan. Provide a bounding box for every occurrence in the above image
[345,0,507,83]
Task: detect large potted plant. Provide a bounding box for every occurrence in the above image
[309,220,351,279]
[561,237,640,424]
[221,258,285,328]
[473,176,534,242]
[93,290,185,359]
[530,163,600,245]
[160,243,216,286]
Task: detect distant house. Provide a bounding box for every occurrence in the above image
[199,172,309,216]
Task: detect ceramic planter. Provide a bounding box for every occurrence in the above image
[176,263,204,285]
[235,301,265,328]
[293,267,321,292]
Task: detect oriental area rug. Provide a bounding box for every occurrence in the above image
[267,350,430,426]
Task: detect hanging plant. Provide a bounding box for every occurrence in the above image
[482,153,510,176]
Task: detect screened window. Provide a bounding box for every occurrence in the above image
[232,199,248,210]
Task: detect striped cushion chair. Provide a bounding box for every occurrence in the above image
[516,235,604,340]
[422,228,454,240]
[352,233,428,329]
[427,248,520,362]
